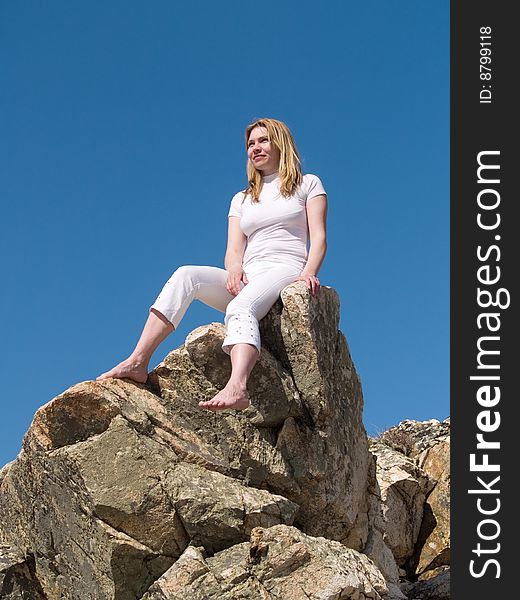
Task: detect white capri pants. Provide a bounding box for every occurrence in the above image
[150,261,303,355]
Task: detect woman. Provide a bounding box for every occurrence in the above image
[97,118,328,411]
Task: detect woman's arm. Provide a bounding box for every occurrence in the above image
[297,194,328,295]
[224,216,248,296]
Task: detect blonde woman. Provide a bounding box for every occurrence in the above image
[97,118,328,411]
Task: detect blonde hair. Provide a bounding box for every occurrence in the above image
[244,118,303,202]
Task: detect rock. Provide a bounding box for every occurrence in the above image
[150,283,371,547]
[1,440,176,599]
[363,453,401,585]
[403,567,450,600]
[142,525,389,600]
[0,462,12,489]
[372,419,451,581]
[0,280,449,598]
[368,442,434,566]
[0,282,375,598]
[0,387,298,598]
[412,439,450,576]
[364,529,401,584]
[184,323,304,428]
[376,419,450,459]
[0,544,46,599]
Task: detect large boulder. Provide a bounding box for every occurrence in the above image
[368,441,434,567]
[402,567,450,600]
[149,283,371,548]
[0,282,374,599]
[412,439,450,576]
[141,525,390,600]
[0,544,46,599]
[371,418,450,580]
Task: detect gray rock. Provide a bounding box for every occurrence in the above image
[0,544,46,599]
[402,567,450,600]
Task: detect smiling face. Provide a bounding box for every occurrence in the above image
[247,126,281,176]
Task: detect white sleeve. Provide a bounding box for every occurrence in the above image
[305,174,327,201]
[228,192,244,217]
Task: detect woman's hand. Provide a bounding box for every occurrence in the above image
[226,268,249,296]
[294,272,320,296]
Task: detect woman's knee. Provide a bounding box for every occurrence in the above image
[166,265,203,287]
[170,265,193,279]
[226,295,255,319]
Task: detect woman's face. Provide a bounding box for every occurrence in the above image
[247,126,280,175]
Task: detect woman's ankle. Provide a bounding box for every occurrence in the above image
[128,352,150,368]
[228,377,248,391]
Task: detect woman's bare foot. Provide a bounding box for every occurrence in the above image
[96,357,149,383]
[199,381,251,411]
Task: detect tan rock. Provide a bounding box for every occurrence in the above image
[0,283,385,597]
[376,419,450,459]
[0,443,169,599]
[413,439,450,575]
[403,567,450,599]
[363,452,401,586]
[0,544,45,599]
[142,525,389,600]
[0,462,12,489]
[150,283,371,547]
[369,442,434,566]
[372,419,450,580]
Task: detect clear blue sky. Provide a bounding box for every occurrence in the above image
[0,1,449,467]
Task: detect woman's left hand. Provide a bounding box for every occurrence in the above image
[294,273,320,296]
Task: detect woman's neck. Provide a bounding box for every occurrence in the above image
[262,170,279,183]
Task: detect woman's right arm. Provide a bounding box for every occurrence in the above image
[224,216,247,296]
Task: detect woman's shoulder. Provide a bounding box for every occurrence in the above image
[302,173,322,182]
[231,189,247,200]
[301,173,327,198]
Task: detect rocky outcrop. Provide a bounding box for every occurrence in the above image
[367,441,434,566]
[141,525,389,600]
[402,567,450,600]
[148,283,371,548]
[0,283,450,599]
[0,545,46,599]
[413,439,450,575]
[368,419,451,591]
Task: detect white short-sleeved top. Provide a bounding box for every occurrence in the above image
[228,172,326,271]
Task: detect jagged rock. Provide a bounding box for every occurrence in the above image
[150,283,371,547]
[377,419,450,459]
[0,544,46,599]
[184,323,304,428]
[0,463,12,489]
[412,439,450,576]
[0,281,450,599]
[363,453,402,590]
[0,282,375,598]
[142,525,390,600]
[373,418,451,580]
[0,388,298,598]
[368,442,434,567]
[402,567,450,600]
[364,529,401,584]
